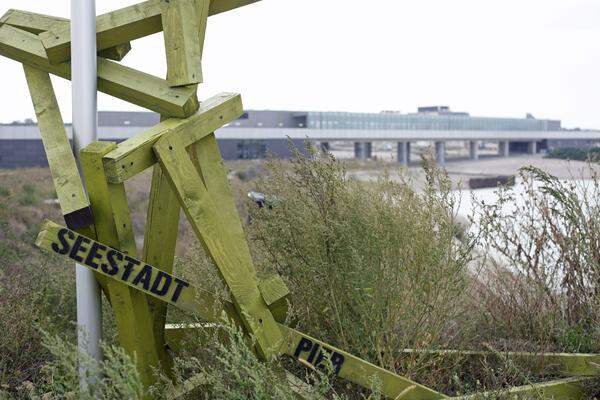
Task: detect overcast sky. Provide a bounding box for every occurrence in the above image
[0,0,599,128]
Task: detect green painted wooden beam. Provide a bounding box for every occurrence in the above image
[0,25,198,118]
[142,165,180,371]
[189,133,255,277]
[153,133,284,360]
[400,348,600,378]
[452,377,588,400]
[35,219,446,399]
[161,0,206,87]
[0,9,132,61]
[39,0,261,64]
[79,143,165,393]
[102,92,243,183]
[22,65,92,230]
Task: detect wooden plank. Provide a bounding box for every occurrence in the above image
[0,9,132,61]
[35,219,234,321]
[0,25,198,118]
[153,134,284,360]
[452,377,588,399]
[161,0,206,87]
[39,0,261,64]
[79,142,164,391]
[103,92,243,183]
[280,326,445,399]
[190,133,255,277]
[400,348,600,377]
[142,165,180,360]
[22,65,92,230]
[35,220,446,399]
[258,275,290,323]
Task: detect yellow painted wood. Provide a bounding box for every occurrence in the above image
[22,65,92,229]
[400,348,600,377]
[161,0,206,87]
[280,326,446,399]
[79,142,164,392]
[35,219,235,322]
[35,220,595,399]
[142,165,180,361]
[258,275,290,323]
[452,377,587,400]
[102,92,243,183]
[0,25,198,118]
[36,221,445,398]
[38,0,262,64]
[0,9,131,61]
[190,133,255,277]
[153,134,284,359]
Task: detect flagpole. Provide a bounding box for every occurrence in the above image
[71,0,102,389]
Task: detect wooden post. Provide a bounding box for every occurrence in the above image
[80,142,165,393]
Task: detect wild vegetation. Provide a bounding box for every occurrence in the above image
[0,149,599,399]
[546,147,600,162]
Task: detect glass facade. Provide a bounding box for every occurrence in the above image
[306,111,557,131]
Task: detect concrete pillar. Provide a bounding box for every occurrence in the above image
[354,142,372,160]
[499,140,510,157]
[528,141,537,154]
[320,141,330,153]
[397,141,410,165]
[364,142,372,159]
[435,141,445,165]
[469,140,479,160]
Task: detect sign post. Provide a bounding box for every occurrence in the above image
[71,0,102,389]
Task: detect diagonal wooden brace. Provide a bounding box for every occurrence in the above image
[39,0,261,64]
[0,9,132,61]
[153,132,284,360]
[0,25,198,118]
[102,92,243,183]
[35,219,446,399]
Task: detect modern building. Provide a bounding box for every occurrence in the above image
[0,107,598,168]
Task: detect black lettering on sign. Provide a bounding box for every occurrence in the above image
[48,227,193,305]
[85,242,106,270]
[52,228,73,254]
[131,265,153,290]
[293,337,345,375]
[121,256,140,281]
[104,250,122,276]
[69,235,91,263]
[171,278,189,302]
[151,271,172,296]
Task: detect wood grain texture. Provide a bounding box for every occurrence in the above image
[0,25,198,118]
[39,0,261,64]
[161,0,206,87]
[22,65,90,223]
[0,9,132,61]
[103,92,243,183]
[80,142,164,392]
[142,165,180,365]
[190,133,255,277]
[153,133,283,360]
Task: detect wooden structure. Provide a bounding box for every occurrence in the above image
[0,0,597,398]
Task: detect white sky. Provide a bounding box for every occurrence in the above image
[0,0,599,128]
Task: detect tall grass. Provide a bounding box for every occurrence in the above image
[2,156,600,398]
[474,166,600,353]
[248,147,479,388]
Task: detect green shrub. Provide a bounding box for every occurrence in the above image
[22,331,144,400]
[474,166,600,352]
[248,147,478,388]
[545,147,600,162]
[0,185,9,197]
[18,183,39,206]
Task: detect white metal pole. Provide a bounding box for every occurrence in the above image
[71,0,102,389]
